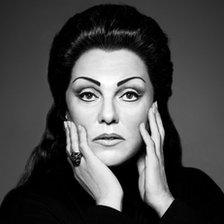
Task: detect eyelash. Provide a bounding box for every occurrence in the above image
[78,90,142,102]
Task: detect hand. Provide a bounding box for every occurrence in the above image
[64,121,123,211]
[137,102,174,217]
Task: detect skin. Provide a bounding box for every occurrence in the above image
[64,49,174,216]
[66,49,153,166]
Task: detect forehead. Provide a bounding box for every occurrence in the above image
[71,49,151,86]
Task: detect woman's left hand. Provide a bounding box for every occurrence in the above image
[137,102,174,217]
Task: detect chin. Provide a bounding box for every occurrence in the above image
[99,156,128,167]
[89,140,142,167]
[93,148,139,167]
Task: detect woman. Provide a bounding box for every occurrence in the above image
[0,4,223,224]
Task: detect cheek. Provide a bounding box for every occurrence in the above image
[66,92,151,132]
[122,102,150,128]
[66,96,94,126]
[70,107,94,127]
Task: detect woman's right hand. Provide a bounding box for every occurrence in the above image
[64,121,123,211]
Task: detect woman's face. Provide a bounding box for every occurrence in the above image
[66,49,154,166]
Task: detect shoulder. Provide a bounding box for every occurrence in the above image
[169,166,224,222]
[171,166,223,192]
[0,181,134,224]
[1,184,63,209]
[170,166,223,197]
[0,178,83,223]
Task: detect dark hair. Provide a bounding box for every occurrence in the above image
[17,4,182,186]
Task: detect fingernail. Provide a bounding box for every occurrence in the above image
[78,124,82,130]
[155,101,158,108]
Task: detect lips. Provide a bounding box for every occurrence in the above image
[93,133,125,141]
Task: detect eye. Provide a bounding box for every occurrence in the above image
[121,91,141,102]
[79,91,98,102]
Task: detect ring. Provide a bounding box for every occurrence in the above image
[69,151,83,167]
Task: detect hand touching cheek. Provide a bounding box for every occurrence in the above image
[64,121,123,211]
[137,102,174,217]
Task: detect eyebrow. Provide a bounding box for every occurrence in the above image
[72,76,146,87]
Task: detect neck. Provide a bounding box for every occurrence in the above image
[109,149,143,198]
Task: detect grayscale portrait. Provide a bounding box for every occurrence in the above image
[0,1,223,223]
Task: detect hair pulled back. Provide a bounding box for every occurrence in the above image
[18,4,182,186]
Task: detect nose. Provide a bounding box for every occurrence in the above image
[98,99,119,125]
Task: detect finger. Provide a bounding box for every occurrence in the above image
[139,123,158,161]
[78,125,94,158]
[155,103,165,163]
[69,121,80,153]
[64,121,71,155]
[155,104,165,143]
[74,173,95,199]
[137,155,146,199]
[148,103,161,157]
[67,157,94,198]
[66,121,86,168]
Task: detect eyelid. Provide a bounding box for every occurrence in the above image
[75,88,144,103]
[120,88,142,94]
[75,87,99,95]
[74,85,145,95]
[78,90,141,102]
[117,84,144,92]
[77,91,99,102]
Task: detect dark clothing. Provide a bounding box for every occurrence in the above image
[0,166,223,224]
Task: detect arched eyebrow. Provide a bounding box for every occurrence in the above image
[72,76,146,86]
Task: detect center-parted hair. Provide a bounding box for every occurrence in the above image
[18,4,182,186]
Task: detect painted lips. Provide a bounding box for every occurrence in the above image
[93,139,124,146]
[93,133,125,146]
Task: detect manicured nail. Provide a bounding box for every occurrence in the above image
[155,101,158,108]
